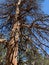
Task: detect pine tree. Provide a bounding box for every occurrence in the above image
[0,0,49,65]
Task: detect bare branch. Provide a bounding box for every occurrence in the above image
[0,38,6,43]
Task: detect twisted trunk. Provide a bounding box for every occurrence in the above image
[5,0,21,65]
[5,21,20,65]
[5,38,18,65]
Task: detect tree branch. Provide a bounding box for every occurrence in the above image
[0,38,6,43]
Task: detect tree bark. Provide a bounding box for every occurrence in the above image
[5,38,18,65]
[5,20,20,65]
[5,0,21,65]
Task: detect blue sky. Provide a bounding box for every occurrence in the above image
[0,0,6,4]
[42,0,49,14]
[42,0,49,54]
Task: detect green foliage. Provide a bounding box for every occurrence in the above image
[0,44,6,65]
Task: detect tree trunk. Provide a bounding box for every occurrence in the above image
[5,38,18,65]
[5,0,21,65]
[6,40,18,65]
[5,20,20,65]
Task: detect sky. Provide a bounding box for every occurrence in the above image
[42,0,49,14]
[42,0,49,54]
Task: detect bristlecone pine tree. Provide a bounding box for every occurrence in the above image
[0,0,49,65]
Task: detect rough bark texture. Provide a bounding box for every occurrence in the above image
[5,0,21,65]
[5,38,18,65]
[5,20,20,65]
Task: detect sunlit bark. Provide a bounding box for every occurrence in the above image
[5,0,21,65]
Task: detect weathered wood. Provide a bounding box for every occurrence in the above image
[5,0,21,65]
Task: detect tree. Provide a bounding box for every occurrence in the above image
[0,0,49,65]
